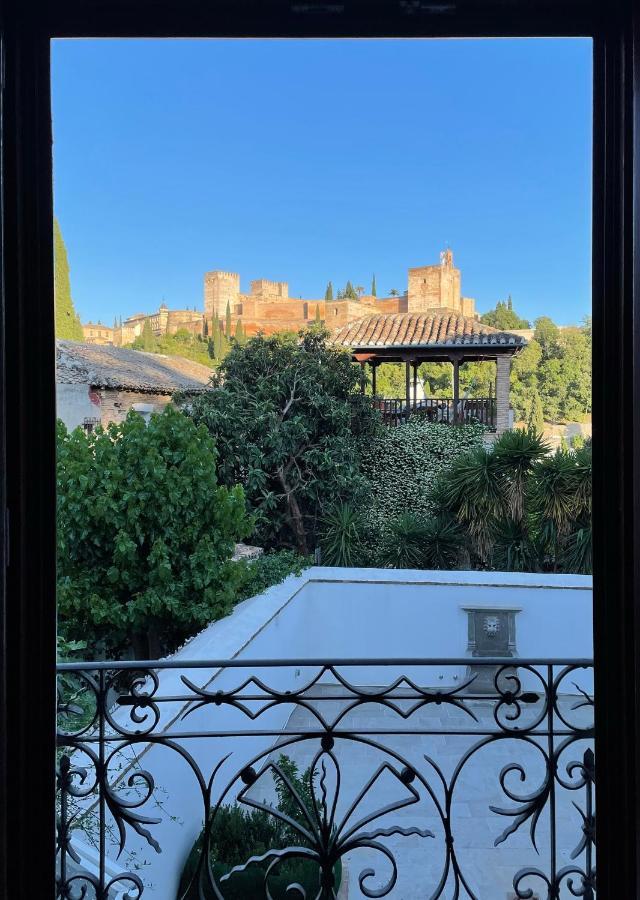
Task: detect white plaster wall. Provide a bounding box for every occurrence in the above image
[86,568,592,898]
[56,382,98,430]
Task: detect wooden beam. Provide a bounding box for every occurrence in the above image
[405,360,411,413]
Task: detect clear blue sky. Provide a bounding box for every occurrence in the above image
[51,38,592,326]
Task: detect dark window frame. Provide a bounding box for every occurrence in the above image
[1,1,639,895]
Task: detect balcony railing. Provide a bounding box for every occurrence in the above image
[57,657,595,899]
[374,397,496,428]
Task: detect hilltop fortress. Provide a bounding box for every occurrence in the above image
[83,250,477,346]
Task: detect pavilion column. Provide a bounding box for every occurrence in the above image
[405,360,411,413]
[371,362,377,396]
[360,362,365,394]
[495,355,512,434]
[452,357,460,424]
[413,362,418,411]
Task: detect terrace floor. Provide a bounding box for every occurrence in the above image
[245,685,593,899]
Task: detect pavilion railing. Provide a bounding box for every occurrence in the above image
[57,656,595,899]
[374,396,496,428]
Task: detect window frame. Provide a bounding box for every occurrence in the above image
[1,1,639,895]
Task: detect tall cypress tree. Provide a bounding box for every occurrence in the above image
[325,281,334,302]
[371,274,377,297]
[234,319,245,343]
[141,318,154,352]
[54,217,84,340]
[315,304,322,323]
[225,301,232,336]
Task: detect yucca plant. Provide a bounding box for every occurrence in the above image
[380,512,431,569]
[493,427,549,524]
[528,450,580,566]
[572,444,592,520]
[319,501,363,567]
[562,524,592,574]
[491,518,539,572]
[421,517,465,570]
[436,447,506,562]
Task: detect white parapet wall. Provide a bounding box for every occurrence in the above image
[82,567,592,898]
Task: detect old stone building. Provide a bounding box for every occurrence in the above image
[83,249,477,345]
[56,340,212,431]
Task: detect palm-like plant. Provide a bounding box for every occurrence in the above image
[319,502,363,567]
[528,450,580,566]
[437,447,506,561]
[562,524,592,574]
[380,512,430,569]
[492,518,539,572]
[493,427,549,523]
[421,517,465,570]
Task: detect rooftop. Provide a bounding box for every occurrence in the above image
[333,311,526,350]
[56,339,213,394]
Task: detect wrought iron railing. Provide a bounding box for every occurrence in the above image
[374,397,496,428]
[57,657,595,899]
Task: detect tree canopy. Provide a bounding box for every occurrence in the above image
[56,408,251,656]
[183,328,379,555]
[480,298,530,330]
[54,217,84,340]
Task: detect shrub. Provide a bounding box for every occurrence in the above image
[357,422,487,561]
[319,502,364,567]
[234,550,311,603]
[179,754,341,899]
[57,408,252,657]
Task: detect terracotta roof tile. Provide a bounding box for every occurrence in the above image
[333,312,526,349]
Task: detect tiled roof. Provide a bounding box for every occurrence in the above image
[333,312,526,349]
[56,340,213,393]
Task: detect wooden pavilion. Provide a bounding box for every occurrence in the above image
[333,311,526,433]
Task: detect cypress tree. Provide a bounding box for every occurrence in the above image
[54,217,84,340]
[142,318,154,352]
[315,304,322,323]
[371,274,377,297]
[325,281,334,302]
[234,319,245,343]
[225,301,232,336]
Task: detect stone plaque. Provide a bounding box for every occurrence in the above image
[462,606,520,694]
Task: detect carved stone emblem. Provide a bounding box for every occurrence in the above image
[482,615,501,638]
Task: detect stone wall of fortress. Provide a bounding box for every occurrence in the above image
[85,251,476,346]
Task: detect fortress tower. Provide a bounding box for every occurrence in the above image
[407,249,474,316]
[204,270,241,321]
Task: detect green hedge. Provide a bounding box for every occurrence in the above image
[357,422,487,561]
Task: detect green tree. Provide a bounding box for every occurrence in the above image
[480,299,530,330]
[141,318,154,352]
[225,300,232,337]
[315,304,322,324]
[527,391,545,433]
[389,288,400,297]
[56,408,251,657]
[54,217,84,340]
[184,329,379,555]
[234,319,245,344]
[371,273,377,297]
[325,281,334,302]
[344,280,358,301]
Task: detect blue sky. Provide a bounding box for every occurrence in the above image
[51,38,592,326]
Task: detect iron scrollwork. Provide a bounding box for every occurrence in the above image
[57,657,595,899]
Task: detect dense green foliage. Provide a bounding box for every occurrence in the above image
[357,422,488,554]
[511,317,591,425]
[435,430,592,573]
[130,328,216,368]
[324,281,333,302]
[57,408,251,657]
[480,296,530,330]
[234,550,310,604]
[179,755,340,900]
[54,217,84,340]
[183,328,379,556]
[319,502,363,567]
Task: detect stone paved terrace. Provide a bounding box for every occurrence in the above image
[246,684,593,900]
